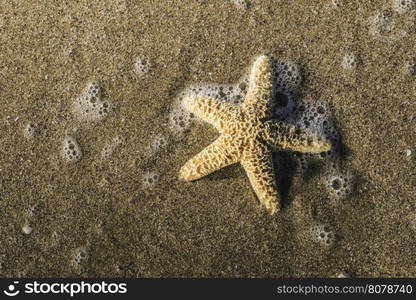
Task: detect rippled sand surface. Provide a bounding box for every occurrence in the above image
[0,0,415,277]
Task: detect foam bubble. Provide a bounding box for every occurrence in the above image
[232,0,250,9]
[392,0,415,13]
[405,149,412,160]
[133,57,151,76]
[342,53,359,71]
[61,136,82,163]
[326,171,354,200]
[336,272,350,278]
[169,80,251,137]
[189,82,247,106]
[63,48,74,56]
[311,223,335,247]
[145,133,169,158]
[332,0,343,7]
[70,246,88,272]
[101,136,122,160]
[142,170,160,190]
[369,11,406,41]
[22,224,33,235]
[23,123,37,140]
[371,11,393,34]
[404,61,416,75]
[270,57,302,93]
[73,81,111,122]
[25,205,36,218]
[168,96,196,138]
[151,134,168,151]
[271,95,340,169]
[25,203,43,219]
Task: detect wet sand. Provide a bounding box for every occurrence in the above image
[0,0,415,277]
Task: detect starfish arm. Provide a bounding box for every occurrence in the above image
[179,134,240,181]
[182,95,237,132]
[262,120,331,153]
[242,55,273,117]
[241,148,279,214]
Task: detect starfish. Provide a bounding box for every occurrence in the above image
[179,55,331,214]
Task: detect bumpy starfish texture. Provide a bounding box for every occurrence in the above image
[179,55,330,214]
